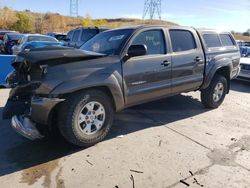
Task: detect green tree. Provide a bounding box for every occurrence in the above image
[13,12,34,33]
[82,13,93,27]
[0,7,18,29]
[93,19,108,27]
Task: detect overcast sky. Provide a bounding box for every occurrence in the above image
[0,0,249,32]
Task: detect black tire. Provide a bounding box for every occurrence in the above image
[201,75,228,109]
[58,90,114,147]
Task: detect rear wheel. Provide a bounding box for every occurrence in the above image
[201,75,228,109]
[58,90,114,147]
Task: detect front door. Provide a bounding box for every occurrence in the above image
[123,29,172,106]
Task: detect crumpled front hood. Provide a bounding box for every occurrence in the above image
[14,46,106,66]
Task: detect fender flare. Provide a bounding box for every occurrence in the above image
[201,58,233,90]
[50,73,125,111]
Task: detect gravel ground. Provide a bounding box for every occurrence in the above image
[0,80,250,188]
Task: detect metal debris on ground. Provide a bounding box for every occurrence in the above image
[158,140,162,147]
[130,169,144,174]
[231,138,237,142]
[86,160,93,166]
[189,171,194,176]
[193,178,204,187]
[130,174,135,188]
[180,179,190,186]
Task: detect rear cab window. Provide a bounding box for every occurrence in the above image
[169,29,197,52]
[72,30,80,42]
[201,32,236,50]
[203,34,222,48]
[219,34,235,46]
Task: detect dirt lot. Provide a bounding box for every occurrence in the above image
[0,81,250,188]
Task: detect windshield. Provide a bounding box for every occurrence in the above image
[55,34,66,41]
[27,36,58,42]
[80,29,134,55]
[9,34,21,40]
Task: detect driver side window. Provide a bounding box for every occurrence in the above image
[131,30,166,55]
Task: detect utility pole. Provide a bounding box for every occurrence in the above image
[142,0,162,20]
[70,0,79,17]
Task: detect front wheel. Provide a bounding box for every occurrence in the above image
[201,75,228,109]
[58,90,114,147]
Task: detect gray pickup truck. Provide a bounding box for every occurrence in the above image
[2,25,240,146]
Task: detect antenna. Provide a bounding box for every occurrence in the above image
[143,0,162,20]
[70,0,79,17]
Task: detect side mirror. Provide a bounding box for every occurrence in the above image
[127,44,147,58]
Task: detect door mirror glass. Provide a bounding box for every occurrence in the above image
[127,44,147,57]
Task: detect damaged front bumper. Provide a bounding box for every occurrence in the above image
[5,96,65,140]
[30,97,65,125]
[11,115,44,140]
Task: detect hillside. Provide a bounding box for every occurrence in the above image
[103,18,178,28]
[0,7,177,34]
[0,7,248,41]
[233,34,250,42]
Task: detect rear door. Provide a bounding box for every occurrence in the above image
[169,29,205,94]
[123,28,172,106]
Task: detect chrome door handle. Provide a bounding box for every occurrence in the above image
[195,57,202,62]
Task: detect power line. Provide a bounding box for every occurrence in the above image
[70,0,79,17]
[142,0,162,20]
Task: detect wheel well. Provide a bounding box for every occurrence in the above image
[48,86,116,130]
[215,66,230,93]
[67,86,114,105]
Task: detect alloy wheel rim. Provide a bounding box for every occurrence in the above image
[213,82,224,102]
[77,101,106,135]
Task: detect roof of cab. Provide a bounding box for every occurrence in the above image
[196,28,232,34]
[103,24,195,32]
[101,25,233,37]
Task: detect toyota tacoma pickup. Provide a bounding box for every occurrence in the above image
[1,25,240,146]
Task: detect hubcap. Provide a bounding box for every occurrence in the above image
[77,101,106,135]
[213,82,224,102]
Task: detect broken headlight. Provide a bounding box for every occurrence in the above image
[5,70,18,85]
